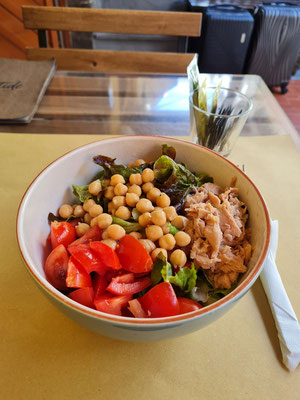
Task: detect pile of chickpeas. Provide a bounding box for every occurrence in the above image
[58,159,192,268]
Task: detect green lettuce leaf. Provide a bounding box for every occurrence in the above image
[111,216,142,233]
[72,185,93,203]
[162,144,176,160]
[168,263,197,295]
[151,252,197,298]
[153,155,212,212]
[168,222,179,236]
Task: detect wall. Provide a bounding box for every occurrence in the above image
[0,0,45,59]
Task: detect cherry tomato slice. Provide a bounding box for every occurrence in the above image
[116,234,153,273]
[139,282,180,318]
[44,244,69,290]
[68,225,102,247]
[69,287,95,309]
[94,294,132,316]
[68,243,105,274]
[106,275,152,295]
[50,221,76,249]
[66,256,92,288]
[90,241,121,270]
[177,297,203,314]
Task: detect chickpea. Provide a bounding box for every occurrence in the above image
[101,229,110,240]
[153,206,163,212]
[159,234,176,250]
[129,173,142,186]
[97,213,113,229]
[128,184,142,197]
[145,225,163,242]
[139,239,156,253]
[58,204,73,219]
[84,213,92,225]
[83,199,96,212]
[110,174,125,186]
[114,183,128,196]
[104,186,115,200]
[151,248,168,261]
[151,210,167,226]
[88,179,102,196]
[75,223,90,237]
[89,204,103,218]
[172,215,188,230]
[136,198,154,213]
[147,187,161,203]
[115,206,131,220]
[112,195,126,209]
[156,193,171,208]
[138,212,152,227]
[163,206,177,221]
[90,216,99,227]
[161,223,170,234]
[174,231,191,247]
[129,159,145,167]
[142,168,154,183]
[129,232,143,240]
[101,239,117,250]
[142,182,154,193]
[73,205,85,218]
[169,249,187,268]
[126,192,139,207]
[106,224,126,240]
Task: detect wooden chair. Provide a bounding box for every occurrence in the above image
[22,6,202,75]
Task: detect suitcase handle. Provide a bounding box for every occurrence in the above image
[208,4,244,11]
[262,2,297,6]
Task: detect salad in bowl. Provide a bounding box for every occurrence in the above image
[45,144,252,319]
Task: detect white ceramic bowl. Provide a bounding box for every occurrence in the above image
[17,136,271,341]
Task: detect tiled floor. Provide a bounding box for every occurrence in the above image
[272,78,300,134]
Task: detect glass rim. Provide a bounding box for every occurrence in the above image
[189,86,253,119]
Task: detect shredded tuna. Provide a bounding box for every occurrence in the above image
[185,184,251,289]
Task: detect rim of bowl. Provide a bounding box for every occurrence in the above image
[189,86,253,119]
[16,135,271,327]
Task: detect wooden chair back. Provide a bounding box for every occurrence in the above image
[22,6,202,74]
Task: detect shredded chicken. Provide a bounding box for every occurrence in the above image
[185,183,251,290]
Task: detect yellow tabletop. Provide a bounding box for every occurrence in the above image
[1,133,299,400]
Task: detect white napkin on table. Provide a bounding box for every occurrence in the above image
[260,220,300,371]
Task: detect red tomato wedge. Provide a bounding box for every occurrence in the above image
[50,221,76,249]
[93,274,109,299]
[66,256,92,288]
[68,243,105,274]
[177,297,203,314]
[44,244,69,290]
[69,287,95,309]
[116,234,153,273]
[107,274,152,295]
[90,241,121,270]
[128,299,147,318]
[139,282,179,318]
[94,294,132,316]
[68,225,102,247]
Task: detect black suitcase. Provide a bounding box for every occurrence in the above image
[196,5,255,74]
[246,2,300,93]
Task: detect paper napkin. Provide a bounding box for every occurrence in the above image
[260,220,300,371]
